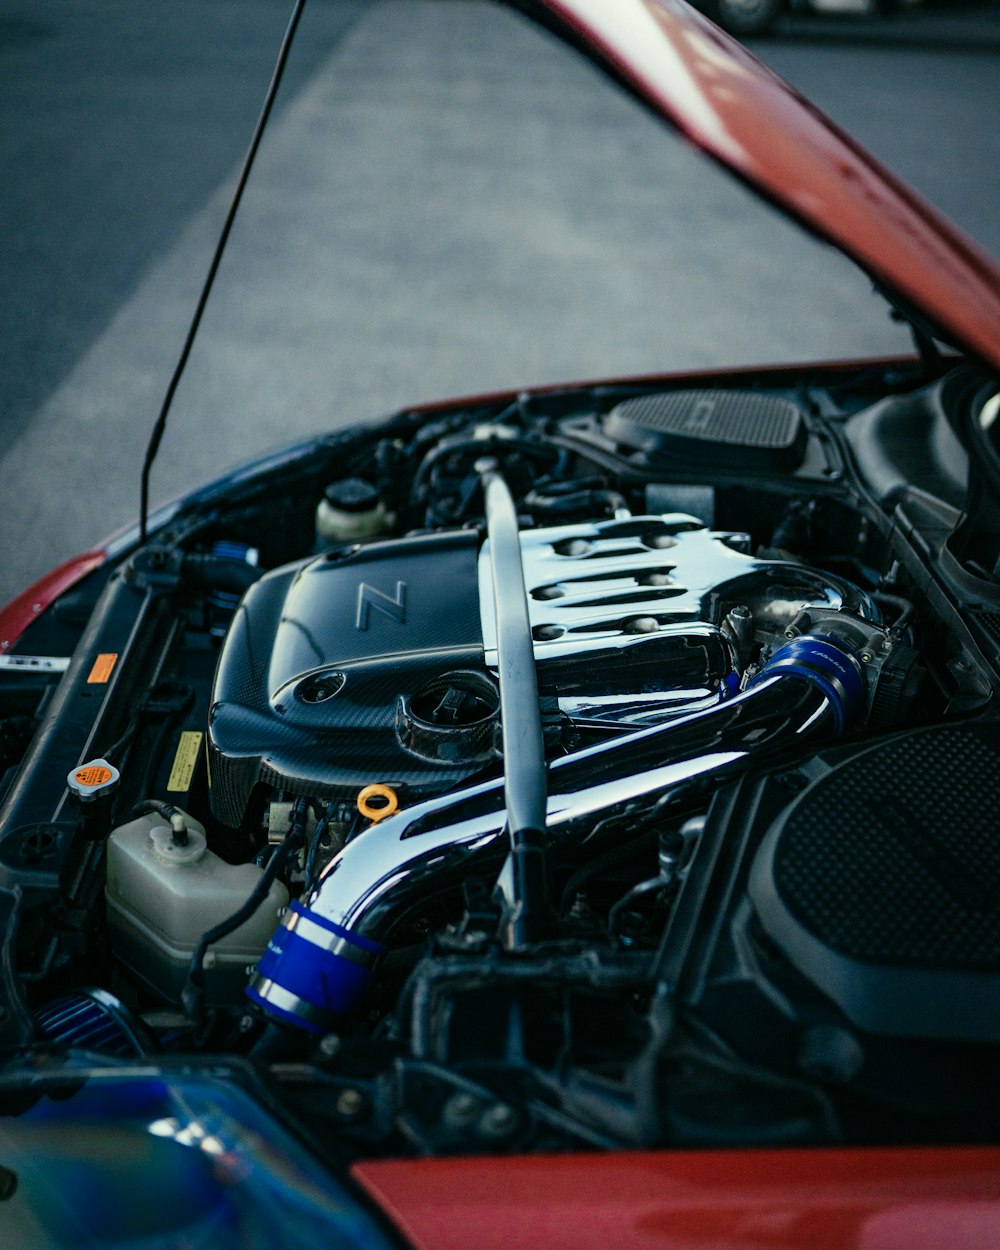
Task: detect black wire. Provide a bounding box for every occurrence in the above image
[557,828,657,916]
[304,801,344,891]
[132,799,184,823]
[181,798,307,1024]
[101,712,140,766]
[410,428,556,506]
[130,715,176,800]
[555,784,699,916]
[139,0,309,543]
[607,875,668,937]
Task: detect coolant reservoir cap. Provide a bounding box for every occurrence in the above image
[67,758,120,802]
[323,478,380,513]
[149,821,207,865]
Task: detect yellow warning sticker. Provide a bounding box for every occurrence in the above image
[75,764,114,788]
[167,731,203,794]
[87,653,119,684]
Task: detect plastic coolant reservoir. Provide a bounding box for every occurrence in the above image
[315,477,389,544]
[105,810,288,1006]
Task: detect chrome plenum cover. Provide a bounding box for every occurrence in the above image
[477,514,859,725]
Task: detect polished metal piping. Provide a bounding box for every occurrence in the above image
[300,670,837,945]
[248,634,871,1027]
[250,611,876,1028]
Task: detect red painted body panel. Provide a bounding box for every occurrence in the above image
[531,0,1000,371]
[0,549,106,654]
[353,1147,1000,1250]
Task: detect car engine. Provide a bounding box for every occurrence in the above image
[1,364,999,1155]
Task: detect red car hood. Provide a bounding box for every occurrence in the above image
[518,0,1000,371]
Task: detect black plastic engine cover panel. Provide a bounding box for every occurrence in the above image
[748,721,1000,1043]
[605,390,808,470]
[654,724,1000,1134]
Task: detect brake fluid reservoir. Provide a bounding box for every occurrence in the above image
[105,810,288,1006]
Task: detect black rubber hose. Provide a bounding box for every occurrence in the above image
[558,828,657,916]
[181,554,262,595]
[181,801,307,1023]
[132,799,189,845]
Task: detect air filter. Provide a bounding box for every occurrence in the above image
[748,722,1000,1042]
[605,389,807,470]
[35,988,150,1056]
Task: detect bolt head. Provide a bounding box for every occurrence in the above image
[478,1103,518,1138]
[319,1033,342,1059]
[335,1088,366,1118]
[442,1092,482,1127]
[797,1024,864,1084]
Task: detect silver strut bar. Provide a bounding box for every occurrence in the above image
[479,462,548,946]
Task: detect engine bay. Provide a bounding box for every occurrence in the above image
[2,360,999,1156]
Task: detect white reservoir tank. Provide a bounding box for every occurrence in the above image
[106,809,288,1006]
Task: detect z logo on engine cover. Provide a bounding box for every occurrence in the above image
[356,581,407,630]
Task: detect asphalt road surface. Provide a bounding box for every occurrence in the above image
[2,0,998,605]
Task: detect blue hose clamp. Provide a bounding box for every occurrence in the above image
[247,902,384,1034]
[753,634,865,734]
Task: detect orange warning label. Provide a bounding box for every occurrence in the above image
[75,765,114,788]
[87,653,119,684]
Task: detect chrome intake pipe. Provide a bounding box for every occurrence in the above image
[248,631,867,1034]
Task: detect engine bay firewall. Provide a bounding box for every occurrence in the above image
[207,514,864,828]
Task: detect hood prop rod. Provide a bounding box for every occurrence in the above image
[479,462,548,948]
[139,0,308,543]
